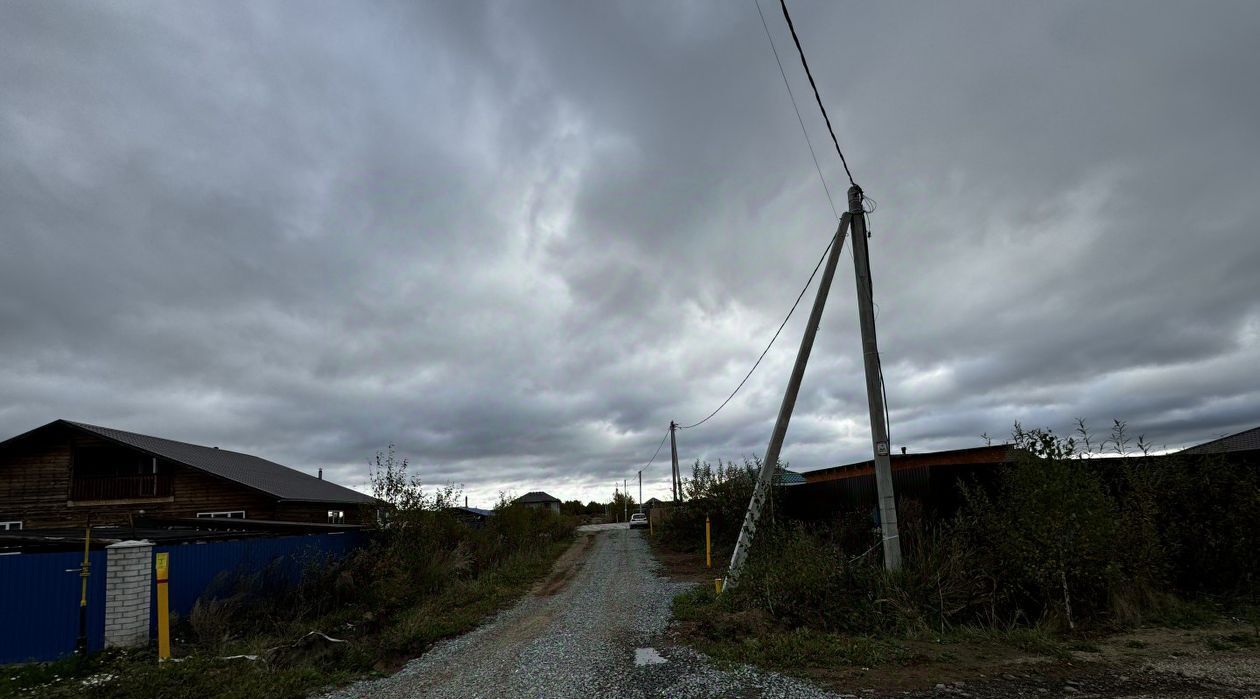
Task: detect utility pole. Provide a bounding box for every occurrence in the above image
[637,470,642,512]
[623,478,628,522]
[725,213,850,590]
[669,421,681,502]
[849,185,902,570]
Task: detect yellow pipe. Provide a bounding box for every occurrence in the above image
[79,525,91,607]
[155,552,171,660]
[76,522,91,654]
[705,516,711,569]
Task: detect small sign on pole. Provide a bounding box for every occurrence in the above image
[155,552,171,660]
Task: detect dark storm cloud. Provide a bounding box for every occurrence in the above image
[2,1,1258,505]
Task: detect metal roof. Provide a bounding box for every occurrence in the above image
[4,420,375,505]
[774,468,807,486]
[514,491,561,504]
[1181,426,1260,455]
[801,444,1016,484]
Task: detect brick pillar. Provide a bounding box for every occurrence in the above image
[104,540,153,649]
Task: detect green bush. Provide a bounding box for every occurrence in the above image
[955,431,1120,628]
[173,445,576,664]
[689,420,1258,641]
[658,458,781,554]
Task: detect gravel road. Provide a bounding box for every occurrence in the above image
[320,526,838,698]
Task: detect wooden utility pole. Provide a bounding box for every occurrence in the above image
[623,478,628,521]
[848,185,902,570]
[637,470,642,512]
[725,213,850,590]
[669,421,681,502]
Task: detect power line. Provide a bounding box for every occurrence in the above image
[752,0,837,220]
[678,224,842,430]
[637,428,671,473]
[778,0,856,187]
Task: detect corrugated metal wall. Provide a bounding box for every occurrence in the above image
[0,550,106,664]
[0,533,364,665]
[783,462,1005,523]
[150,532,364,633]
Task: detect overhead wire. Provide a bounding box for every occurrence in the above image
[629,0,870,485]
[674,0,856,432]
[752,0,837,220]
[678,222,842,430]
[636,428,671,474]
[778,0,856,187]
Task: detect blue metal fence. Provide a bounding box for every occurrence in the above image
[0,532,363,665]
[150,532,365,633]
[0,550,106,664]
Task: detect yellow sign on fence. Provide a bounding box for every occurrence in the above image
[155,552,170,660]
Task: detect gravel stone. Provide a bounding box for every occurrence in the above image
[318,527,839,698]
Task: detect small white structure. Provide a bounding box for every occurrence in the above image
[104,540,153,649]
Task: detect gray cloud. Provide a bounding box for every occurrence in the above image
[2,1,1258,506]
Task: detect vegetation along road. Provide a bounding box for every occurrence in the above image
[320,525,836,699]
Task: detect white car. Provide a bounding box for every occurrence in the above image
[629,512,648,529]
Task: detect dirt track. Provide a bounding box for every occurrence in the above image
[320,526,837,698]
[319,527,1259,698]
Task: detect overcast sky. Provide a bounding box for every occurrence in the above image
[2,1,1258,506]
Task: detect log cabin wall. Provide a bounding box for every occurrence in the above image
[275,502,370,525]
[1,428,275,528]
[0,440,74,528]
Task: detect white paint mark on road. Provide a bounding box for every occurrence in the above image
[635,647,667,666]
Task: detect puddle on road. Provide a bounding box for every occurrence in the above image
[634,647,667,666]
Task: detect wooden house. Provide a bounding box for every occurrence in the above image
[0,420,375,530]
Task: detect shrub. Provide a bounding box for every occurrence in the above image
[659,458,784,554]
[730,523,882,633]
[690,420,1259,640]
[956,432,1119,628]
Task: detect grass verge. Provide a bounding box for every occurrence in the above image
[0,539,573,699]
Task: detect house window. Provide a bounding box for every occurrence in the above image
[196,511,245,519]
[327,510,345,524]
[0,521,21,531]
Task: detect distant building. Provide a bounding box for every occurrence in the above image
[0,419,376,530]
[449,506,495,526]
[513,491,561,513]
[789,444,1017,520]
[1180,426,1260,456]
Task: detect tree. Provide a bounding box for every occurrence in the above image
[368,444,460,525]
[609,490,636,522]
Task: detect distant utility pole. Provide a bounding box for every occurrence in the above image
[848,185,901,571]
[623,478,628,521]
[669,421,681,502]
[725,213,850,590]
[637,470,643,512]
